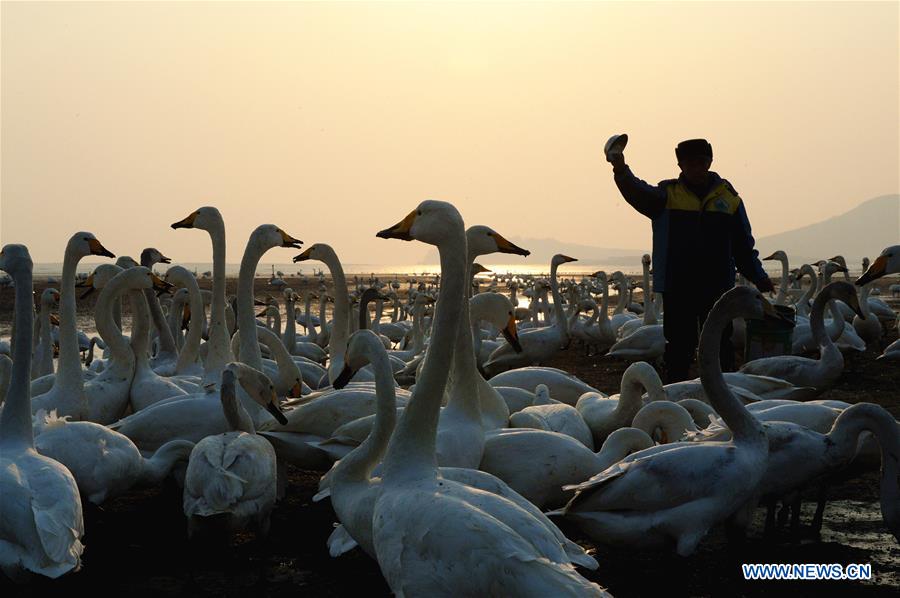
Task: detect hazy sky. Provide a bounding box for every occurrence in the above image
[2,1,898,267]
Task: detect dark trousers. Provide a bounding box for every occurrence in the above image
[662,289,734,383]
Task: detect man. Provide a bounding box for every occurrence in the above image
[606,136,774,382]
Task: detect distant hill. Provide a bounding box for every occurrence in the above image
[420,236,647,267]
[757,195,898,266]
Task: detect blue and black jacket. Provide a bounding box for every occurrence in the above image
[614,166,768,295]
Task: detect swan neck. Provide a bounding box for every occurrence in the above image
[236,238,266,372]
[810,288,837,350]
[54,247,84,387]
[446,257,481,419]
[141,440,194,485]
[204,218,234,382]
[335,338,397,482]
[383,227,466,482]
[322,249,350,383]
[175,274,204,374]
[0,266,36,447]
[94,274,133,371]
[550,261,568,337]
[698,300,765,444]
[129,289,153,369]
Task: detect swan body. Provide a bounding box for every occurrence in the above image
[0,244,85,579]
[555,286,775,555]
[371,202,606,596]
[510,384,594,449]
[183,363,288,537]
[741,282,864,391]
[33,410,194,505]
[488,367,602,406]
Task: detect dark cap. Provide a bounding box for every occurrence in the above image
[676,139,713,160]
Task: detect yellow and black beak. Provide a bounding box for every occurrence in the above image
[150,273,175,296]
[171,211,198,229]
[88,238,116,258]
[856,255,887,286]
[278,229,303,250]
[159,254,172,264]
[762,252,778,261]
[376,209,417,241]
[265,397,288,426]
[493,232,530,257]
[333,363,355,390]
[501,314,523,353]
[293,246,315,263]
[560,255,578,264]
[289,379,303,398]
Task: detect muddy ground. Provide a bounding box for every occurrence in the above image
[2,276,899,596]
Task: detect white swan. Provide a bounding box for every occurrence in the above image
[321,329,598,571]
[29,233,116,420]
[183,363,288,538]
[372,201,607,596]
[488,366,603,406]
[740,281,864,391]
[483,254,578,376]
[555,286,777,556]
[853,282,883,348]
[171,207,236,385]
[33,410,194,505]
[576,361,667,447]
[0,244,84,579]
[293,244,351,384]
[510,384,594,449]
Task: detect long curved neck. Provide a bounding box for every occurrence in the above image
[858,285,873,318]
[253,326,299,390]
[383,228,466,483]
[810,288,838,352]
[237,238,267,372]
[54,244,84,388]
[614,366,654,423]
[321,249,350,383]
[140,266,177,359]
[335,339,397,483]
[446,250,483,420]
[203,217,234,383]
[550,261,568,337]
[1,265,35,448]
[95,277,133,369]
[220,369,255,433]
[826,403,900,468]
[174,274,204,374]
[129,289,153,370]
[698,299,766,444]
[37,297,53,365]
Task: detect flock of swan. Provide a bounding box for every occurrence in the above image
[1,201,898,595]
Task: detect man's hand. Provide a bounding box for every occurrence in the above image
[755,276,775,294]
[604,134,628,168]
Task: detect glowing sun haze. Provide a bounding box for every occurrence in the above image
[2,2,898,265]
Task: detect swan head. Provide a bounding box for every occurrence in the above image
[140,248,171,268]
[857,246,899,286]
[77,264,124,298]
[171,206,223,231]
[333,329,386,390]
[0,244,32,276]
[551,254,578,267]
[293,243,335,264]
[223,362,287,425]
[116,256,140,269]
[714,285,785,325]
[469,292,522,352]
[763,250,787,262]
[821,281,865,319]
[376,200,464,245]
[253,224,303,251]
[67,232,115,260]
[466,225,530,258]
